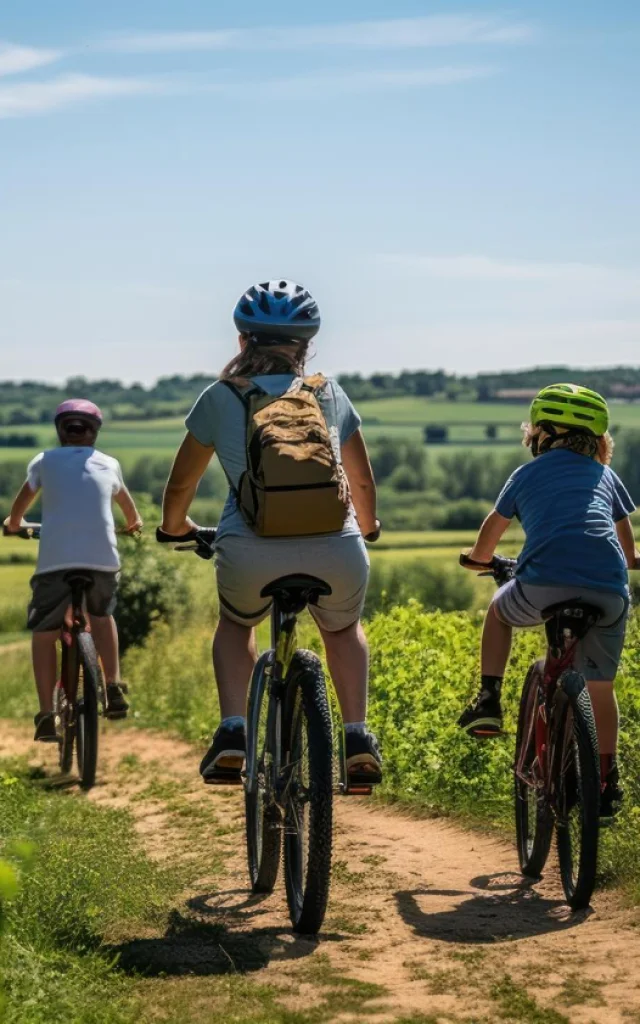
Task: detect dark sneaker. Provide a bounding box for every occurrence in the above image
[105,683,129,720]
[34,711,58,743]
[600,767,623,821]
[200,724,246,785]
[458,689,503,738]
[345,729,382,786]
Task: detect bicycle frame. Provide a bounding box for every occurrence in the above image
[54,582,90,731]
[514,630,581,798]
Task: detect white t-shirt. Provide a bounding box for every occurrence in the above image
[27,447,124,574]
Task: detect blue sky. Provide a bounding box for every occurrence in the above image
[1,1,639,383]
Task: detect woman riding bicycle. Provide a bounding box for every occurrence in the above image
[160,280,382,785]
[458,383,640,816]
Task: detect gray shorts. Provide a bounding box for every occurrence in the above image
[28,570,119,632]
[214,532,369,632]
[493,579,629,681]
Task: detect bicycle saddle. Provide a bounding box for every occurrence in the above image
[261,574,332,605]
[62,570,95,588]
[542,600,603,644]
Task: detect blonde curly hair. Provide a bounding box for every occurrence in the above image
[522,422,614,465]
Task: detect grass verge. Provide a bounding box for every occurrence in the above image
[0,759,178,1024]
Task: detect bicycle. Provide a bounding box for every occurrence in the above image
[3,523,105,790]
[461,552,601,910]
[157,524,375,934]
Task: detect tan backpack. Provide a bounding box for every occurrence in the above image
[221,374,350,537]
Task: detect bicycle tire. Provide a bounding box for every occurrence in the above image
[282,649,333,935]
[552,671,600,910]
[57,642,78,775]
[514,660,553,878]
[245,652,281,893]
[75,632,100,791]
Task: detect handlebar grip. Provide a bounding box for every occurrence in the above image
[459,552,494,571]
[3,524,41,539]
[156,527,198,544]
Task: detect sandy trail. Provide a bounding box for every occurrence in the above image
[2,720,639,1024]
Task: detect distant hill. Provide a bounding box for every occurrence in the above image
[2,365,640,424]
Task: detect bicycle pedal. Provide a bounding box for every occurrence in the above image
[203,770,243,786]
[341,783,373,796]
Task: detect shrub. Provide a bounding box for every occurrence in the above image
[364,559,474,617]
[115,535,190,653]
[434,498,491,530]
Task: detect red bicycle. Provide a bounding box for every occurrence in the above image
[461,553,601,910]
[4,523,104,790]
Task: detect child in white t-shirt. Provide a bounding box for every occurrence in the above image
[4,399,142,742]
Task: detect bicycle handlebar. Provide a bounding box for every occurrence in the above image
[459,551,517,587]
[3,523,41,540]
[155,526,217,560]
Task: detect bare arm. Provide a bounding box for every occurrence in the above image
[616,516,640,569]
[341,429,377,538]
[466,509,512,564]
[4,481,38,532]
[161,432,215,535]
[114,484,143,533]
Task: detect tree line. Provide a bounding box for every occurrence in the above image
[3,365,640,424]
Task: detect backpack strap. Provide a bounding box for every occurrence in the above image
[217,380,266,502]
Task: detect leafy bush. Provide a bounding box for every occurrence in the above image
[115,535,190,653]
[434,498,491,530]
[364,559,474,617]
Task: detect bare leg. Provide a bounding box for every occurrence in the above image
[89,615,120,684]
[587,680,618,756]
[317,620,368,724]
[32,630,59,713]
[212,615,258,719]
[481,604,513,677]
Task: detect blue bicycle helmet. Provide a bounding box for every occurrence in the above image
[233,280,321,343]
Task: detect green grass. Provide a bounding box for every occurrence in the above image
[0,759,179,1024]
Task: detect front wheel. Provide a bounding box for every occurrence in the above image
[245,652,281,894]
[552,672,600,910]
[514,661,553,878]
[75,632,100,790]
[282,650,333,935]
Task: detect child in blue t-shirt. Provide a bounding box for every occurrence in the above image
[458,384,639,816]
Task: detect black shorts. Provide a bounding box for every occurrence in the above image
[27,570,119,632]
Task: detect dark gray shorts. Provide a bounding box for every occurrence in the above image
[492,579,629,681]
[28,570,119,632]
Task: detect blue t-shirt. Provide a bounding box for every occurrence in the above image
[186,374,362,538]
[495,448,635,596]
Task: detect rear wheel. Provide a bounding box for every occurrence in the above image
[56,643,78,774]
[514,661,553,878]
[76,632,100,791]
[282,650,333,935]
[245,652,281,894]
[552,672,600,910]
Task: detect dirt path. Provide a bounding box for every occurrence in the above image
[2,720,640,1024]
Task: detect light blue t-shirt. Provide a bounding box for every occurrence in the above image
[186,374,362,538]
[495,448,635,596]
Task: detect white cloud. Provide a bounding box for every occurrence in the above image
[231,65,497,97]
[0,40,61,77]
[0,73,163,118]
[379,253,640,286]
[106,14,534,54]
[0,64,495,118]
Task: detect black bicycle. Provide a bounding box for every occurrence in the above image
[158,524,374,934]
[461,552,601,910]
[4,524,104,790]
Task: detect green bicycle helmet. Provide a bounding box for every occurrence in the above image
[530,383,609,436]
